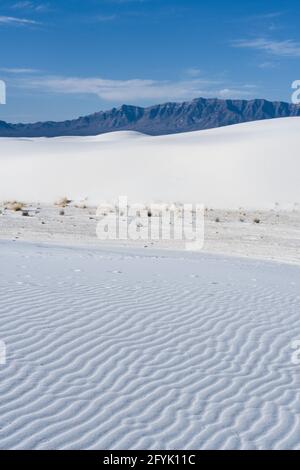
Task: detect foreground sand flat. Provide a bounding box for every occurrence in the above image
[0,240,300,449]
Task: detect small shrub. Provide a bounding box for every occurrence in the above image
[6,201,24,212]
[253,218,261,224]
[59,209,65,216]
[215,217,220,223]
[55,197,71,208]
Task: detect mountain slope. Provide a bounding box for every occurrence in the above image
[0,97,300,137]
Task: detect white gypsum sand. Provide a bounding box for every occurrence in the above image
[0,118,299,209]
[0,240,300,450]
[0,203,299,265]
[0,118,300,450]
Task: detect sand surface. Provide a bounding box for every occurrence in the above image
[0,240,300,450]
[0,203,299,265]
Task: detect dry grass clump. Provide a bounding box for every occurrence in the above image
[5,201,24,212]
[55,197,71,208]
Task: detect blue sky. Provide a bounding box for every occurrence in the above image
[0,0,299,122]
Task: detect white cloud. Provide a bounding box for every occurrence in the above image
[12,1,35,8]
[250,12,284,20]
[185,67,202,78]
[95,15,118,22]
[0,67,40,74]
[258,61,278,69]
[12,1,50,12]
[15,74,256,102]
[233,38,300,57]
[0,15,40,25]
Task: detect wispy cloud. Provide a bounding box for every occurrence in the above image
[11,1,50,12]
[251,12,284,20]
[15,74,256,102]
[185,67,202,78]
[233,38,300,57]
[0,67,40,74]
[0,15,40,25]
[94,15,118,22]
[258,61,279,69]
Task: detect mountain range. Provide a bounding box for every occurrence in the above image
[0,97,300,137]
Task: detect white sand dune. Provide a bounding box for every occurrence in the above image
[0,240,300,450]
[0,118,299,209]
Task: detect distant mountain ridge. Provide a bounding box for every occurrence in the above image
[1,97,300,137]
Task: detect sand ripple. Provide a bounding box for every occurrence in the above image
[0,241,300,449]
